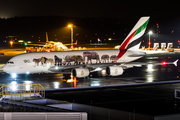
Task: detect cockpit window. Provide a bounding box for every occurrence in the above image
[7,61,14,64]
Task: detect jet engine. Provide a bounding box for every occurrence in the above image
[106,66,123,76]
[72,68,90,78]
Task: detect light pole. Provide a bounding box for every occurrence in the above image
[68,24,73,48]
[148,31,152,50]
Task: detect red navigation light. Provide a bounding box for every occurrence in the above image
[178,40,180,43]
[156,23,159,26]
[71,45,74,48]
[162,61,167,65]
[148,42,151,45]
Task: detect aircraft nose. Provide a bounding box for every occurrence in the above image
[2,64,8,73]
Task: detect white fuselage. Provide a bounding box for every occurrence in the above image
[3,49,144,74]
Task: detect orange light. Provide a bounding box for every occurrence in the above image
[68,24,72,28]
[74,77,77,87]
[10,41,13,45]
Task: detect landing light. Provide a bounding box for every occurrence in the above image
[93,67,102,71]
[55,66,58,70]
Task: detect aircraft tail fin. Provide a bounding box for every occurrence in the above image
[119,17,150,51]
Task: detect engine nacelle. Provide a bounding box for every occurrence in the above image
[106,66,123,76]
[72,68,90,78]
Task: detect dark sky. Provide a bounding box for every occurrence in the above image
[0,0,179,18]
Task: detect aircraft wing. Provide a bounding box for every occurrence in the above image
[120,59,178,69]
[48,59,178,74]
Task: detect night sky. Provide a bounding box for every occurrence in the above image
[0,1,179,19]
[1,1,180,47]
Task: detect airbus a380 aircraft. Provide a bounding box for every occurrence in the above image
[3,16,166,78]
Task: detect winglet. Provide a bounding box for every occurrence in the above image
[173,59,179,66]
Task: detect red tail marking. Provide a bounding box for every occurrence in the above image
[114,30,137,62]
[119,30,137,50]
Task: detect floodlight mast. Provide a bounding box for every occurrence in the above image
[68,24,74,48]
